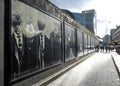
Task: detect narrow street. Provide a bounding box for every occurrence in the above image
[48,52,120,86]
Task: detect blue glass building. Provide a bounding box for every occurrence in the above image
[72,9,97,34]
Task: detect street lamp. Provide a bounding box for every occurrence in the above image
[106,21,111,34]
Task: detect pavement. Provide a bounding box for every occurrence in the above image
[33,51,120,86]
[111,51,120,78]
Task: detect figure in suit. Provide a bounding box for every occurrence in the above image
[50,28,61,63]
[37,20,45,69]
[23,20,42,70]
[11,14,24,76]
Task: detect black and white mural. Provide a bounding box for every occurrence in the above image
[11,0,62,79]
[87,35,91,53]
[91,37,95,51]
[83,32,88,54]
[77,29,83,57]
[65,24,76,61]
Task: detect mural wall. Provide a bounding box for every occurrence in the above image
[11,0,62,80]
[9,0,98,85]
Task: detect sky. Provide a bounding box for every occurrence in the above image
[49,0,120,38]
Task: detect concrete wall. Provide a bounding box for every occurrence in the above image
[0,0,4,86]
[20,0,79,27]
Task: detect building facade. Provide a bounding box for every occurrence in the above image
[110,29,117,43]
[72,9,97,34]
[112,25,120,45]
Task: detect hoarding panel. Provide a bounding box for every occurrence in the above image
[65,24,76,61]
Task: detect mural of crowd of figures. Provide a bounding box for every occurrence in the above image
[10,0,98,82]
[83,33,88,54]
[91,38,95,50]
[87,35,91,53]
[65,24,76,61]
[11,0,62,79]
[77,29,84,57]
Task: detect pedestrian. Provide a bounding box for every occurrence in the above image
[108,45,111,53]
[102,46,104,52]
[105,45,108,53]
[96,44,99,52]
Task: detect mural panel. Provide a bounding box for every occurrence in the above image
[91,38,95,51]
[87,35,91,52]
[65,24,76,61]
[11,0,62,80]
[83,32,88,54]
[77,29,83,57]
